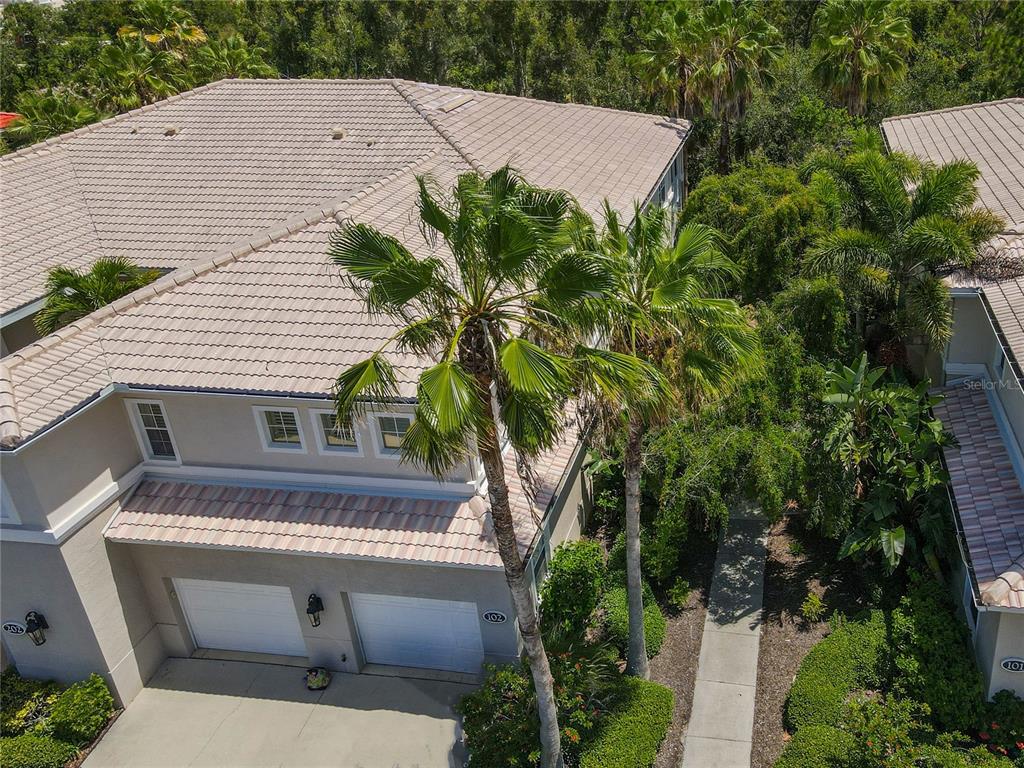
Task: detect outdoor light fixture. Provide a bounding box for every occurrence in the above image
[306,594,324,627]
[24,611,48,646]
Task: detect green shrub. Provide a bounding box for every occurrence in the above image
[784,611,887,732]
[914,743,1015,768]
[47,674,113,746]
[601,586,666,659]
[772,277,848,361]
[579,678,673,768]
[844,694,929,767]
[0,670,61,737]
[0,734,79,768]
[800,592,825,623]
[667,578,692,610]
[540,539,605,636]
[773,725,855,768]
[890,573,985,732]
[981,689,1024,762]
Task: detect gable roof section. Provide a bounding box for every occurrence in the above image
[1,78,688,318]
[933,381,1024,608]
[0,82,688,448]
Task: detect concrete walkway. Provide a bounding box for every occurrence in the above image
[681,510,768,768]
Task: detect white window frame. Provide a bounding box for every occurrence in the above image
[125,398,181,465]
[368,411,414,459]
[252,406,307,454]
[309,409,364,457]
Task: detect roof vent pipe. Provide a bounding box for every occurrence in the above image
[164,125,179,136]
[331,127,346,140]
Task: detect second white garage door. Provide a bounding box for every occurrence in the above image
[175,579,307,658]
[350,593,485,673]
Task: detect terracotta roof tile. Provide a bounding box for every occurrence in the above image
[933,381,1024,608]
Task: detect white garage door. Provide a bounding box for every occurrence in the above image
[350,593,484,673]
[175,579,307,657]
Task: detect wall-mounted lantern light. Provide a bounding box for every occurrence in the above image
[306,594,324,627]
[24,611,48,646]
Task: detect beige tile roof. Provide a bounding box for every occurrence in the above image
[881,98,1024,226]
[103,421,581,568]
[0,80,687,446]
[933,381,1024,608]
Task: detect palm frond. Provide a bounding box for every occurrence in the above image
[333,354,400,420]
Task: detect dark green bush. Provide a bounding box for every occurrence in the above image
[981,689,1024,762]
[784,611,886,732]
[601,586,666,659]
[0,670,61,737]
[48,674,113,746]
[579,677,673,768]
[540,539,605,636]
[914,743,1015,768]
[0,734,78,768]
[890,573,985,732]
[773,725,855,768]
[771,277,848,361]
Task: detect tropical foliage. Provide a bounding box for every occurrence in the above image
[5,90,101,144]
[35,257,161,335]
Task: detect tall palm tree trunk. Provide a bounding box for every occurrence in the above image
[624,413,650,679]
[717,117,732,174]
[462,330,563,768]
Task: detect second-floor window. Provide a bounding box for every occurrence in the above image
[254,407,305,452]
[128,399,179,462]
[312,410,360,454]
[376,415,411,456]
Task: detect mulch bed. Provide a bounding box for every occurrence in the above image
[652,535,718,768]
[751,517,868,768]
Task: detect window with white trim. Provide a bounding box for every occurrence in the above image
[376,415,411,455]
[313,410,360,454]
[253,407,306,451]
[128,400,179,461]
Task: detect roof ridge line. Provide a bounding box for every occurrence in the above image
[881,97,1024,124]
[0,78,241,163]
[0,149,443,446]
[395,78,687,123]
[391,80,488,175]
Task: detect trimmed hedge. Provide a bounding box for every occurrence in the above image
[48,674,113,746]
[0,670,61,737]
[579,678,674,768]
[0,734,79,768]
[773,725,854,768]
[540,539,606,636]
[601,586,666,659]
[784,611,886,732]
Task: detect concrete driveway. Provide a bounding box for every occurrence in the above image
[84,658,474,768]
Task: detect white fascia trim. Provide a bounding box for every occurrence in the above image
[1,464,145,546]
[144,463,478,499]
[1,298,45,328]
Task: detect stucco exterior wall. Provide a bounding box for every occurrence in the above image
[125,543,518,672]
[992,365,1024,455]
[0,500,160,705]
[1,396,142,530]
[946,295,997,369]
[0,314,41,357]
[974,610,1024,699]
[125,391,474,485]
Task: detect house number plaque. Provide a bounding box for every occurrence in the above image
[482,611,507,624]
[1001,658,1024,673]
[2,621,26,635]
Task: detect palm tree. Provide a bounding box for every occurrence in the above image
[633,3,705,120]
[35,257,161,335]
[195,35,276,80]
[118,0,207,58]
[806,150,1003,353]
[94,40,182,111]
[6,91,102,146]
[811,0,912,117]
[692,0,782,173]
[588,202,760,678]
[328,166,660,768]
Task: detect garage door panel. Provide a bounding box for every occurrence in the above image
[351,593,484,673]
[175,579,307,658]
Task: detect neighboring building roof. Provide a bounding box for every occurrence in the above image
[0,113,21,130]
[881,98,1023,226]
[103,420,580,568]
[933,381,1024,609]
[0,78,688,318]
[0,80,687,447]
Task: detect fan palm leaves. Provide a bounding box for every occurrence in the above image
[632,2,706,119]
[811,0,912,117]
[118,0,207,57]
[195,35,276,80]
[94,40,182,111]
[6,91,102,146]
[35,257,161,335]
[585,202,760,679]
[692,0,782,172]
[328,166,663,768]
[805,149,1004,349]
